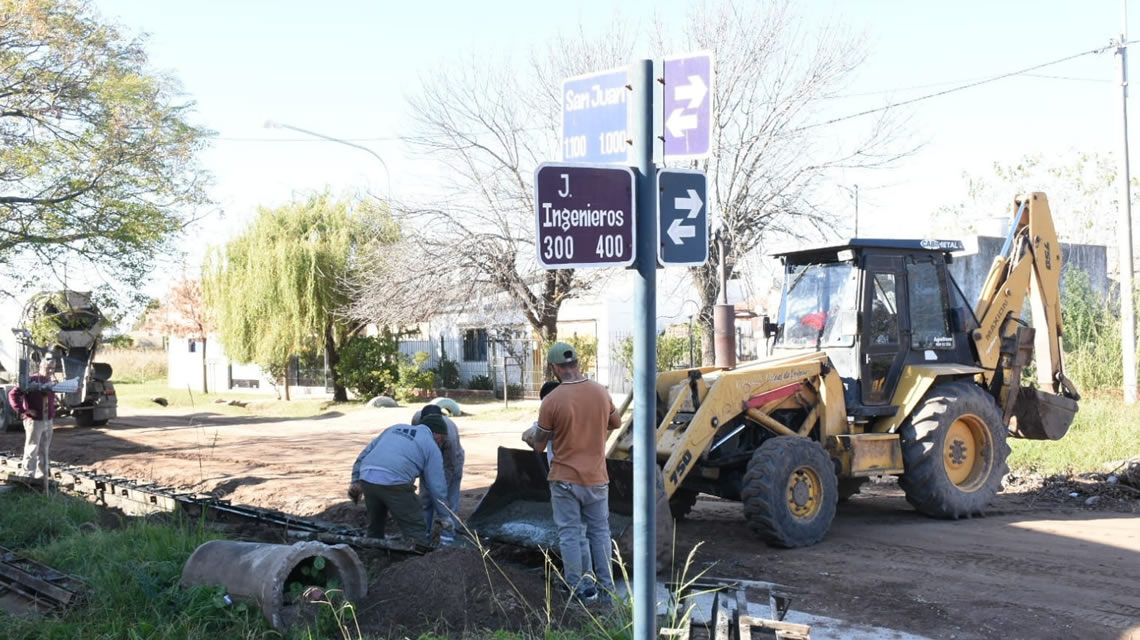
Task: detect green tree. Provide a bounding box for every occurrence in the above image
[0,0,211,291]
[204,194,394,401]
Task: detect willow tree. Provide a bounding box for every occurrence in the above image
[204,194,390,401]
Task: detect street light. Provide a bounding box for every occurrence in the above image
[263,120,393,211]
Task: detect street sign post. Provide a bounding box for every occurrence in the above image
[662,52,713,159]
[657,169,708,266]
[560,67,630,164]
[534,163,636,269]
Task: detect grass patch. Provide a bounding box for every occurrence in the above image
[0,491,275,640]
[1008,393,1140,474]
[115,380,366,419]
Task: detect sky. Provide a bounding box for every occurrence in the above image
[89,0,1139,303]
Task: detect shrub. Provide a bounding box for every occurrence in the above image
[395,351,435,402]
[467,374,494,390]
[432,349,461,389]
[563,334,598,376]
[334,332,400,399]
[1061,268,1128,391]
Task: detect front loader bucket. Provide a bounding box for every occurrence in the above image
[1009,387,1079,440]
[466,447,634,550]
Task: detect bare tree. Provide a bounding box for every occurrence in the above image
[145,279,215,392]
[350,19,639,341]
[666,1,915,362]
[351,2,911,360]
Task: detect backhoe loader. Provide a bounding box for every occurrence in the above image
[469,192,1080,550]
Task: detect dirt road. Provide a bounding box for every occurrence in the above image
[2,402,1137,639]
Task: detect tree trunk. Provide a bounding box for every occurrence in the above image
[325,322,347,402]
[201,337,209,394]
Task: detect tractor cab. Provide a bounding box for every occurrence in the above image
[772,238,976,421]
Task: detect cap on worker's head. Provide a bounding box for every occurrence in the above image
[546,341,577,366]
[418,413,448,436]
[539,381,560,399]
[420,404,443,418]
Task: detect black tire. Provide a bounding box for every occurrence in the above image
[740,436,838,548]
[898,380,1010,519]
[91,419,108,427]
[837,478,868,501]
[668,488,699,520]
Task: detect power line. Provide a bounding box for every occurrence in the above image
[216,42,1135,144]
[791,45,1114,133]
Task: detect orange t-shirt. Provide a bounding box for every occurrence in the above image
[537,378,615,486]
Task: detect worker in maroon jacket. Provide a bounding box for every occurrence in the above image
[8,354,57,478]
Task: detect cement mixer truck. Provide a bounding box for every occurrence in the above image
[1,291,118,431]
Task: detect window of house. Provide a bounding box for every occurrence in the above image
[463,328,488,361]
[188,339,197,353]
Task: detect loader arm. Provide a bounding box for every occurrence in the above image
[608,352,848,498]
[972,192,1080,438]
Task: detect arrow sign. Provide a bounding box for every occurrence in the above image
[658,169,708,266]
[663,52,714,159]
[674,75,708,110]
[676,189,702,219]
[667,218,696,245]
[665,108,698,138]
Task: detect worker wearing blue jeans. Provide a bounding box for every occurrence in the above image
[525,342,621,602]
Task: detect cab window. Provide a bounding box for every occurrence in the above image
[908,259,952,349]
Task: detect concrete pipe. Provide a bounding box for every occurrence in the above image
[180,540,367,632]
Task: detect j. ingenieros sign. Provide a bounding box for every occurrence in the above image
[534,163,636,269]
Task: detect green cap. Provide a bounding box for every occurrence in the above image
[546,341,577,365]
[418,413,448,435]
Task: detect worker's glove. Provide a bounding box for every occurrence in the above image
[521,423,540,448]
[347,482,363,505]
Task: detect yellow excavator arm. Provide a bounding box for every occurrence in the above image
[971,192,1080,438]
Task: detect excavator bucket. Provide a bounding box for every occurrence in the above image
[466,447,634,549]
[1009,387,1078,440]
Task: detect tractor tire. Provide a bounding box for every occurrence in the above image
[91,419,108,427]
[898,380,1010,519]
[837,478,868,501]
[740,436,838,548]
[668,488,699,520]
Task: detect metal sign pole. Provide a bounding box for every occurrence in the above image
[631,57,658,639]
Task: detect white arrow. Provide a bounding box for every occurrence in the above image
[675,189,702,219]
[667,218,696,245]
[674,74,708,110]
[666,108,698,138]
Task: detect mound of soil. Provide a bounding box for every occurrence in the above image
[354,546,594,638]
[1004,459,1140,512]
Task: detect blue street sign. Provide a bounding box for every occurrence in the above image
[535,163,636,269]
[657,169,708,266]
[662,52,713,159]
[561,67,630,164]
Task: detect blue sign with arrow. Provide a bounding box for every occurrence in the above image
[657,169,708,266]
[662,52,713,159]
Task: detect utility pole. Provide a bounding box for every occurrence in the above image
[854,184,860,237]
[1116,3,1137,404]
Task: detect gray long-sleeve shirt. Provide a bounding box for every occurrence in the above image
[411,410,463,481]
[351,424,447,502]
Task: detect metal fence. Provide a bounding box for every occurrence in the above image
[399,335,547,398]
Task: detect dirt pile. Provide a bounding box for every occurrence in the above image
[354,546,596,638]
[1004,458,1140,510]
